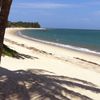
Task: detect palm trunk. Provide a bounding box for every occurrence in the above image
[0,0,12,61]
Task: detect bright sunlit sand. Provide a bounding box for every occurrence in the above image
[0,28,100,100]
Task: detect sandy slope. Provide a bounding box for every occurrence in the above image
[0,28,100,100]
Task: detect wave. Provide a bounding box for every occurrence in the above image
[17,30,100,56]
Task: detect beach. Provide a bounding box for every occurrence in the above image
[1,28,100,99]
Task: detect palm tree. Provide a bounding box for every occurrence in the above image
[0,0,12,61]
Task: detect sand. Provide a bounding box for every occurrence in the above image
[1,28,100,100]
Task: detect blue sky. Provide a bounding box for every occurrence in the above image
[9,0,100,29]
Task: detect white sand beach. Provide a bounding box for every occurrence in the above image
[1,28,100,100]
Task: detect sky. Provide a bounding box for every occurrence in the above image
[9,0,100,29]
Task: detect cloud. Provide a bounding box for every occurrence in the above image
[15,1,100,9]
[15,2,80,9]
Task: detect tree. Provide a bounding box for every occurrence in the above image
[0,0,12,61]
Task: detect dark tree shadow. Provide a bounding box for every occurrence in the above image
[2,44,38,59]
[0,67,100,100]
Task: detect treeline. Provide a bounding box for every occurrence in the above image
[7,21,41,28]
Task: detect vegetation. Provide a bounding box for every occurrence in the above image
[7,21,41,28]
[2,44,35,59]
[2,44,14,57]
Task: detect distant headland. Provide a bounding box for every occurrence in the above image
[7,21,41,28]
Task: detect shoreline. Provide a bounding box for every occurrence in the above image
[18,29,100,57]
[2,28,100,70]
[4,28,100,64]
[1,28,100,79]
[1,27,100,99]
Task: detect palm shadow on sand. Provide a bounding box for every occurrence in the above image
[2,44,38,59]
[0,67,100,100]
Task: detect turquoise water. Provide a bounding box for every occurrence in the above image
[20,29,100,54]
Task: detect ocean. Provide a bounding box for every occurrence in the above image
[19,28,100,55]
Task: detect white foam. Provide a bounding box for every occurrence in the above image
[18,30,100,56]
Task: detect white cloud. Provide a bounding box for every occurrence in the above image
[13,1,100,10]
[15,2,80,9]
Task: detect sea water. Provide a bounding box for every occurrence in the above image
[19,28,100,55]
